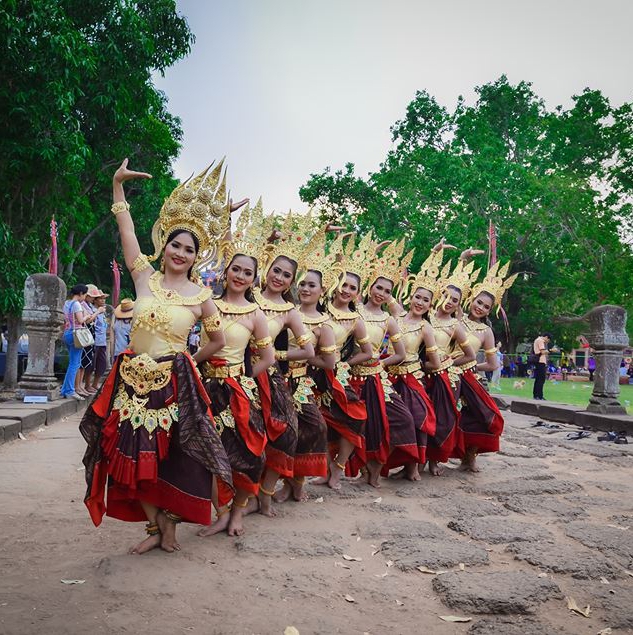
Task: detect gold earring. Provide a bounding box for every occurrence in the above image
[222,277,227,290]
[160,256,165,273]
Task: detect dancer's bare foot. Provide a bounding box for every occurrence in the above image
[459,448,480,473]
[405,463,421,481]
[128,532,161,555]
[258,487,277,517]
[156,510,181,552]
[197,509,230,537]
[273,480,293,503]
[366,461,382,488]
[328,462,345,490]
[428,460,444,476]
[227,497,259,536]
[389,467,407,480]
[290,478,307,502]
[312,474,330,485]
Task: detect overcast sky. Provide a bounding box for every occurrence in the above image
[154,0,633,213]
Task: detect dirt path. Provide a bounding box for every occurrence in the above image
[0,411,632,634]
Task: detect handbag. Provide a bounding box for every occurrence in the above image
[73,326,94,348]
[70,301,94,348]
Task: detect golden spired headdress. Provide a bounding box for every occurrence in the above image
[329,231,376,289]
[298,222,345,294]
[403,247,444,301]
[467,261,518,312]
[148,159,229,263]
[441,259,479,300]
[368,238,414,293]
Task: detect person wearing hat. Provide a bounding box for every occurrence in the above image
[85,288,109,392]
[76,284,105,397]
[112,298,134,360]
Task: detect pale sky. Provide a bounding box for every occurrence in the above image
[154,0,633,214]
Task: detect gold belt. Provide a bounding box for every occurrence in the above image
[458,360,478,372]
[431,356,455,374]
[350,362,383,377]
[388,360,421,376]
[201,361,244,379]
[287,364,308,379]
[119,353,173,395]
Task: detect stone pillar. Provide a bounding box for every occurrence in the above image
[584,306,629,414]
[16,274,67,400]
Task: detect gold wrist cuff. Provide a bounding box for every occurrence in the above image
[275,350,288,361]
[295,333,312,348]
[356,335,370,345]
[387,297,397,306]
[255,336,272,349]
[111,201,130,216]
[458,339,469,347]
[426,345,439,353]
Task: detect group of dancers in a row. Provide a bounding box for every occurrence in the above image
[79,159,516,554]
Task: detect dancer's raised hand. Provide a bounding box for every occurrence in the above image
[113,158,152,184]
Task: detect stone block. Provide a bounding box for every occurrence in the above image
[537,402,583,424]
[0,408,46,431]
[573,411,633,435]
[509,399,539,417]
[5,399,79,425]
[0,419,21,443]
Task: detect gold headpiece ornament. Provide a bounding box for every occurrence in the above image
[441,259,478,300]
[214,197,272,268]
[329,231,376,289]
[403,247,444,302]
[368,238,414,294]
[148,159,229,264]
[260,209,319,278]
[298,222,345,294]
[467,260,518,313]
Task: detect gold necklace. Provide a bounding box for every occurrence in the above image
[463,315,489,333]
[327,304,359,321]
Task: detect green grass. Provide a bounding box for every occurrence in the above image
[492,377,633,415]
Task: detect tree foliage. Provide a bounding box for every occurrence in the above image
[0,0,193,320]
[299,77,633,348]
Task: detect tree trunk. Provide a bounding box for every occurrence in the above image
[2,315,21,390]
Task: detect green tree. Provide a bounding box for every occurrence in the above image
[300,76,633,349]
[0,0,192,388]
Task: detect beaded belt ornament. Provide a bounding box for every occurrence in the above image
[387,360,422,376]
[113,383,179,434]
[201,361,245,379]
[292,375,316,411]
[118,354,173,395]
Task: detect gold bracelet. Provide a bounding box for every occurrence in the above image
[458,339,469,347]
[130,253,151,274]
[484,347,497,355]
[111,201,130,216]
[319,344,337,354]
[255,336,272,349]
[202,312,222,333]
[259,485,276,496]
[390,332,402,343]
[356,335,370,345]
[275,350,288,361]
[426,345,439,353]
[387,297,397,306]
[295,332,312,348]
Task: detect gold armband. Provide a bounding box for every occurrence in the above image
[458,339,469,347]
[111,201,130,216]
[275,350,288,361]
[202,312,222,333]
[319,344,337,354]
[356,335,370,345]
[484,347,497,355]
[426,345,439,353]
[255,336,272,349]
[295,333,312,348]
[130,253,151,274]
[390,332,402,343]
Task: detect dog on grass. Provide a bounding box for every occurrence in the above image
[513,380,526,389]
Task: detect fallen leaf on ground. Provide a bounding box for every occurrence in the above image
[334,561,350,569]
[314,497,324,503]
[597,628,612,635]
[37,427,45,432]
[344,594,355,603]
[395,600,404,606]
[76,466,85,471]
[371,549,381,556]
[566,596,591,618]
[417,566,438,574]
[600,577,610,585]
[374,572,388,578]
[606,524,629,531]
[373,497,382,503]
[625,570,633,578]
[458,563,465,571]
[61,579,85,585]
[284,628,300,635]
[342,554,362,562]
[439,615,472,623]
[386,560,393,567]
[18,432,27,441]
[538,572,548,578]
[356,536,361,542]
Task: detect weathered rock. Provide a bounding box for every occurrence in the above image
[499,444,553,459]
[501,494,588,521]
[468,616,566,635]
[380,536,489,571]
[432,571,561,614]
[235,530,345,557]
[565,521,633,568]
[506,541,620,579]
[475,474,581,497]
[573,580,633,630]
[448,516,553,544]
[430,494,509,521]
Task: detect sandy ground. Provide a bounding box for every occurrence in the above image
[0,410,632,635]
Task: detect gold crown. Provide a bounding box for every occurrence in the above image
[441,259,478,300]
[149,159,229,264]
[329,231,376,288]
[214,197,272,267]
[298,221,345,293]
[368,238,414,293]
[467,261,518,311]
[404,248,444,301]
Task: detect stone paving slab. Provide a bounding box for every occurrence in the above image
[468,616,567,634]
[0,408,46,431]
[564,521,633,568]
[0,419,21,442]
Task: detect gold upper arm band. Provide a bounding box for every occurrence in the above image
[426,345,439,353]
[131,253,151,274]
[319,344,337,354]
[111,201,130,216]
[295,333,312,348]
[484,347,497,355]
[458,339,469,347]
[255,336,272,349]
[390,332,402,343]
[202,312,222,334]
[356,335,370,345]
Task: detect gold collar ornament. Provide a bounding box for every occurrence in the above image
[466,260,518,315]
[148,159,229,267]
